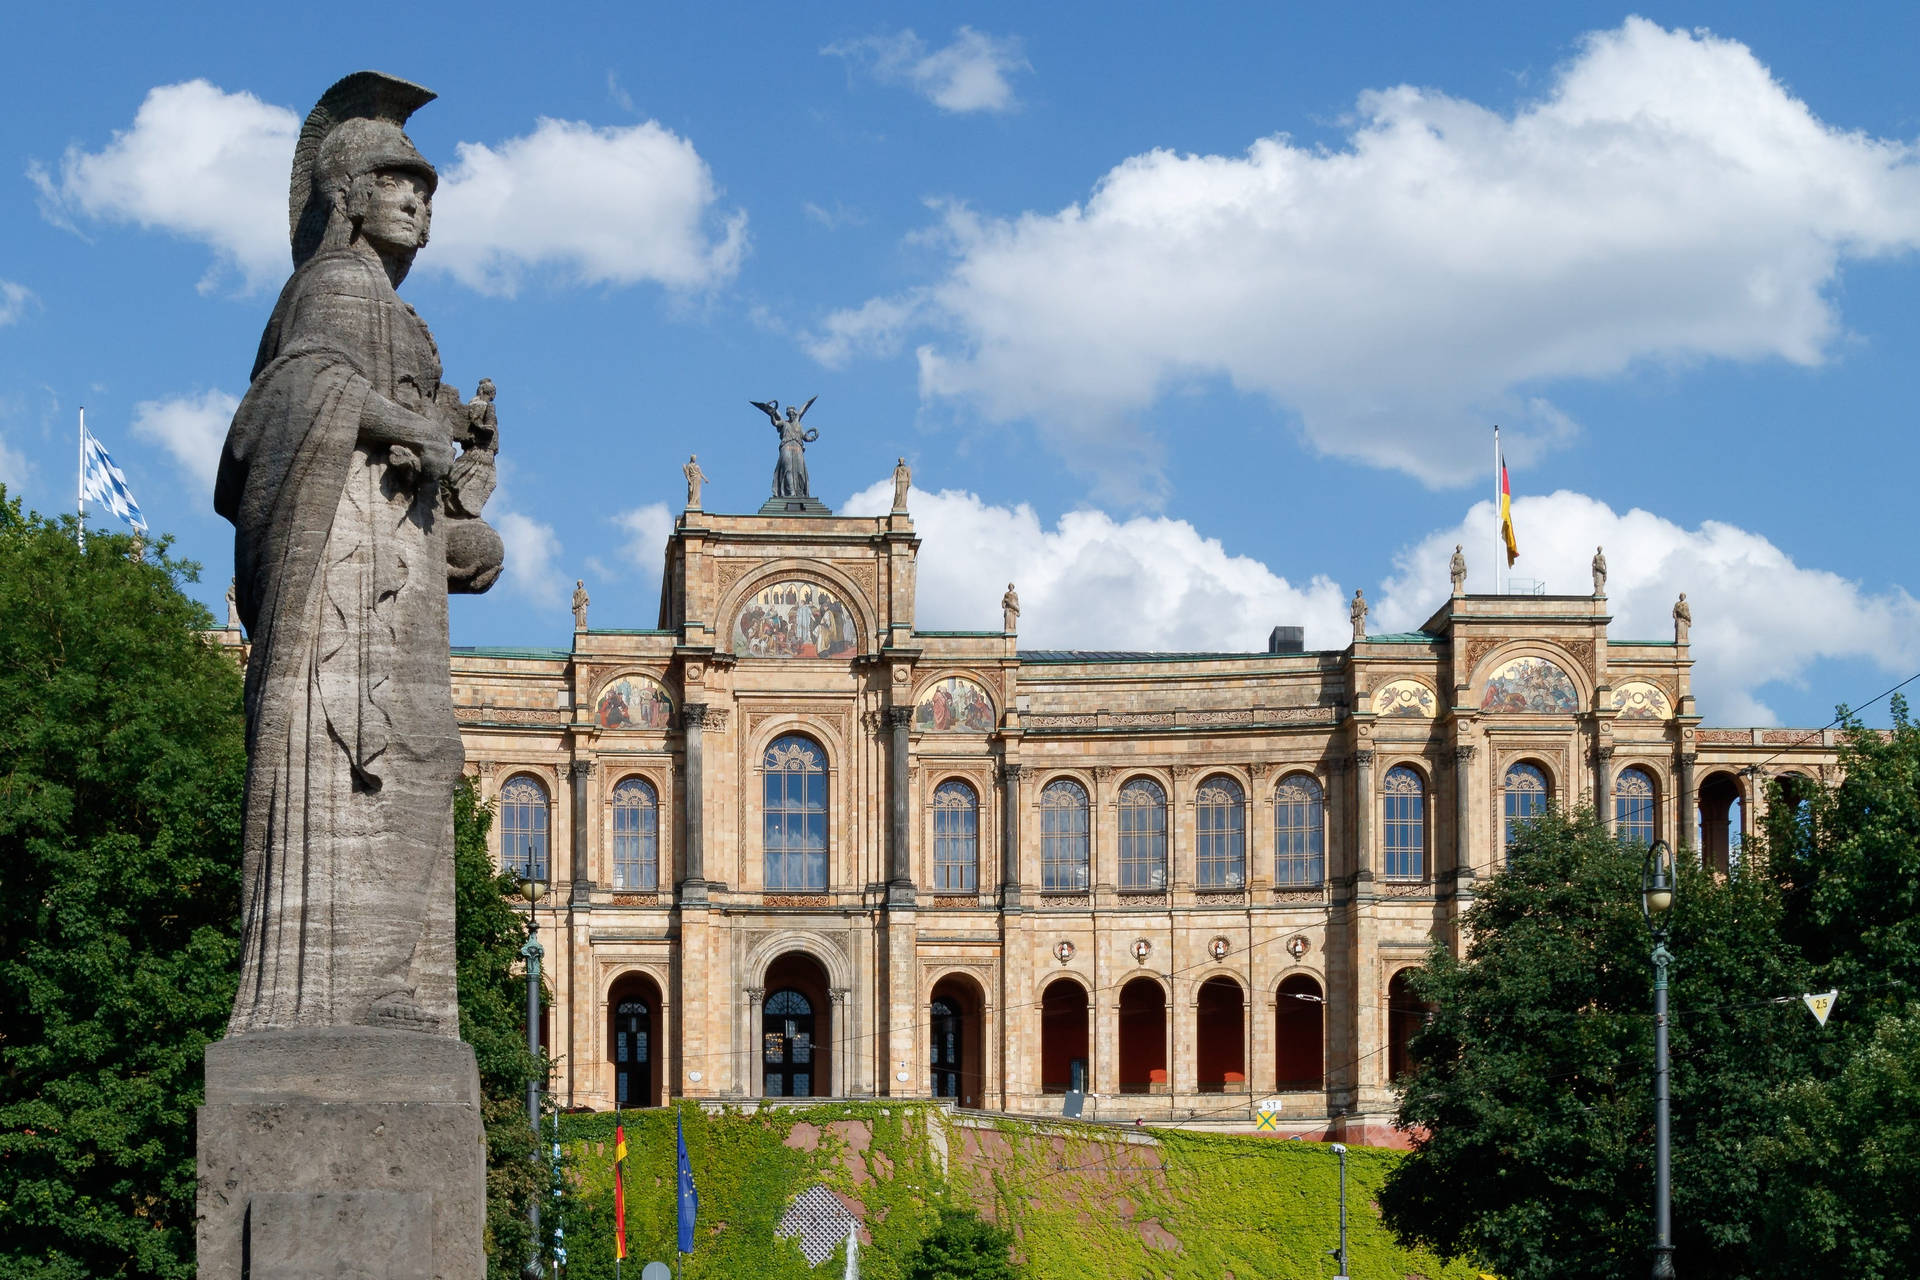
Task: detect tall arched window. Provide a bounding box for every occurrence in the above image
[1195,775,1246,888]
[1616,766,1657,847]
[1118,778,1169,891]
[611,777,659,890]
[1040,779,1091,892]
[1274,774,1325,885]
[933,779,979,892]
[1504,762,1548,852]
[499,775,550,880]
[1382,766,1425,880]
[764,736,828,890]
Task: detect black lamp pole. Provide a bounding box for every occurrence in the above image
[1642,839,1677,1279]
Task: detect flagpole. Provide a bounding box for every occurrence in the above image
[76,407,86,551]
[1491,425,1500,596]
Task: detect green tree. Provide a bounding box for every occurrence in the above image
[0,494,246,1280]
[1378,808,1806,1280]
[452,777,549,1278]
[902,1206,1022,1280]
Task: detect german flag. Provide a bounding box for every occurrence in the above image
[613,1118,628,1261]
[1499,452,1519,568]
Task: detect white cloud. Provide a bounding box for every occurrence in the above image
[131,388,238,502]
[819,18,1920,491]
[1374,491,1920,725]
[431,118,747,295]
[34,81,745,297]
[613,503,673,576]
[824,26,1029,114]
[0,280,36,326]
[0,431,29,492]
[31,80,295,291]
[497,509,563,605]
[842,477,1349,651]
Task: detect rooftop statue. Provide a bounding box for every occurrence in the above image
[752,395,819,498]
[214,70,503,1037]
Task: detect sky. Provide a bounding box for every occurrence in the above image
[3,2,1917,729]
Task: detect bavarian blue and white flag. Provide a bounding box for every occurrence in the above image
[79,419,147,533]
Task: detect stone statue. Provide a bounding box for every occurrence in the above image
[892,456,911,512]
[204,71,493,1279]
[751,396,819,498]
[1592,545,1608,596]
[573,579,590,629]
[213,71,502,1038]
[1674,592,1692,643]
[683,453,708,509]
[1449,544,1466,596]
[226,577,242,630]
[1351,589,1368,642]
[1001,581,1020,632]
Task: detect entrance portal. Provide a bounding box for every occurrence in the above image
[608,971,663,1108]
[929,974,986,1106]
[762,951,832,1097]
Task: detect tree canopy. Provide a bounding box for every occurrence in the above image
[0,496,245,1279]
[1382,708,1920,1280]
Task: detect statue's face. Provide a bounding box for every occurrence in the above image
[348,168,432,253]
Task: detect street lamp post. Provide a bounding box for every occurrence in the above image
[1329,1142,1349,1280]
[519,868,548,1277]
[1641,840,1676,1280]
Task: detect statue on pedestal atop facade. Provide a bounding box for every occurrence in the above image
[751,396,819,498]
[1002,582,1020,632]
[1674,592,1692,643]
[226,577,242,630]
[1592,545,1608,596]
[1449,544,1467,596]
[1351,589,1368,643]
[892,456,911,512]
[573,579,590,629]
[684,454,708,509]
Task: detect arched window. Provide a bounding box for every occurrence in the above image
[1196,775,1246,888]
[611,777,659,890]
[1274,775,1325,885]
[1504,762,1548,852]
[1382,766,1425,880]
[762,988,815,1097]
[1616,766,1657,847]
[1039,779,1090,892]
[499,775,550,880]
[763,736,828,890]
[613,997,650,1107]
[1387,969,1432,1082]
[1118,778,1168,891]
[933,779,979,892]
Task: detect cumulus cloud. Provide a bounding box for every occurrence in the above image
[30,80,294,290]
[824,26,1029,114]
[816,18,1920,491]
[431,118,746,295]
[497,509,564,605]
[613,502,674,575]
[34,80,744,296]
[0,431,29,492]
[842,477,1349,651]
[0,281,36,326]
[1374,492,1920,725]
[131,388,239,502]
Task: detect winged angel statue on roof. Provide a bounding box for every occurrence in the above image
[752,395,819,498]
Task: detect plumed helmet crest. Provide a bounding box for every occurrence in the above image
[289,71,437,267]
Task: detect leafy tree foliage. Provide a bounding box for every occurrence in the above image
[452,777,549,1278]
[0,495,245,1279]
[902,1205,1022,1280]
[1378,808,1806,1279]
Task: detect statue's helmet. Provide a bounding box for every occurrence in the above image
[289,71,438,267]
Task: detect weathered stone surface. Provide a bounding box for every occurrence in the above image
[200,69,497,1279]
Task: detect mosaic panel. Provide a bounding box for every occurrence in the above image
[732,580,859,659]
[1373,679,1437,718]
[1611,681,1673,721]
[915,676,996,733]
[1481,657,1579,714]
[595,676,673,730]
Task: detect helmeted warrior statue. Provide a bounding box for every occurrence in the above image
[215,70,503,1037]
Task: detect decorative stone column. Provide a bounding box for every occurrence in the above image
[885,706,916,906]
[829,988,850,1098]
[742,986,763,1099]
[569,759,593,900]
[1351,750,1375,883]
[1594,742,1615,836]
[1678,752,1698,852]
[680,703,709,902]
[1451,745,1476,882]
[1000,763,1025,910]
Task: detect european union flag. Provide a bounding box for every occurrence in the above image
[676,1110,699,1255]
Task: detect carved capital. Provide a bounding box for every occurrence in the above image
[1247,762,1270,780]
[1092,765,1117,780]
[829,987,849,1005]
[884,705,915,730]
[681,702,711,730]
[998,762,1026,783]
[1453,744,1476,764]
[475,760,497,777]
[1678,752,1699,768]
[1594,744,1615,762]
[569,760,593,780]
[1170,764,1196,779]
[744,986,764,1006]
[1352,749,1375,768]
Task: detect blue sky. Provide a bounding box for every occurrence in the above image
[3,3,1917,728]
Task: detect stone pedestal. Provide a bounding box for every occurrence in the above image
[196,1027,487,1280]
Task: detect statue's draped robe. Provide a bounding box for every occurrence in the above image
[773,420,811,497]
[215,249,463,1035]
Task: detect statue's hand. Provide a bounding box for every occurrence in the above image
[420,438,455,486]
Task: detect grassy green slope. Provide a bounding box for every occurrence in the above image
[554,1104,1481,1280]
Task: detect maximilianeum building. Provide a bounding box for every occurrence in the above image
[377,472,1838,1144]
